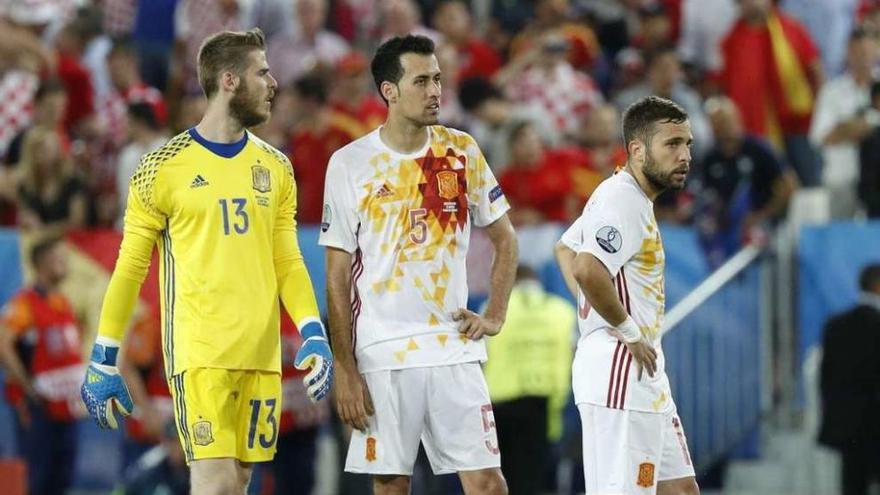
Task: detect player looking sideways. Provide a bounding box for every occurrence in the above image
[80,28,333,494]
[320,34,518,495]
[556,96,700,495]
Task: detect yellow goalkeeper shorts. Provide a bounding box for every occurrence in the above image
[168,368,282,463]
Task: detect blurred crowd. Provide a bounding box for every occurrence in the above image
[2,0,880,493]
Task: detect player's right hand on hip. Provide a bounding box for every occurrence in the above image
[80,339,133,429]
[625,337,658,380]
[293,319,334,403]
[334,365,374,432]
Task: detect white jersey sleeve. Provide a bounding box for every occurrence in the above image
[319,153,359,253]
[571,184,645,277]
[466,136,510,227]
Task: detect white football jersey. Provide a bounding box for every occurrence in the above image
[560,170,673,414]
[319,126,510,373]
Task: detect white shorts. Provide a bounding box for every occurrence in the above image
[578,403,695,494]
[344,362,501,475]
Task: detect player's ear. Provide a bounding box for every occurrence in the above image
[627,138,644,164]
[220,70,239,93]
[381,81,398,104]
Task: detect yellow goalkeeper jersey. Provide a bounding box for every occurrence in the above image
[118,129,319,377]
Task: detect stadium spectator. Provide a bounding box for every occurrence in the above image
[431,0,502,85]
[328,51,388,137]
[810,28,878,218]
[630,3,675,54]
[859,81,880,217]
[458,76,557,172]
[16,126,87,236]
[0,236,86,495]
[377,0,441,44]
[677,0,737,75]
[266,0,351,88]
[508,0,601,71]
[818,263,880,495]
[692,97,797,267]
[781,0,860,76]
[287,75,358,224]
[115,103,168,228]
[717,0,823,186]
[614,45,712,159]
[572,103,626,200]
[498,121,588,225]
[3,78,69,169]
[104,39,168,138]
[500,32,603,140]
[130,0,178,92]
[483,265,575,495]
[54,21,98,135]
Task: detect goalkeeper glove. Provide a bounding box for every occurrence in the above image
[293,318,334,402]
[80,337,133,429]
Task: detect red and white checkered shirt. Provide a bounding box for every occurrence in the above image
[0,70,39,159]
[507,62,603,137]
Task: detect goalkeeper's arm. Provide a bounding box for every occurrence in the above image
[81,227,156,429]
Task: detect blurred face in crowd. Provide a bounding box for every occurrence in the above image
[33,133,63,174]
[433,0,471,43]
[848,36,878,78]
[108,50,138,91]
[706,97,745,152]
[535,0,569,22]
[384,52,442,126]
[37,243,68,287]
[228,50,277,128]
[35,91,67,127]
[648,52,682,95]
[538,34,569,70]
[382,0,419,36]
[297,0,327,39]
[582,104,620,149]
[739,0,771,23]
[634,120,692,191]
[510,124,544,166]
[640,13,671,47]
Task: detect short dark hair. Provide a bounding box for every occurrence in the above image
[197,28,266,99]
[294,74,328,104]
[859,263,880,292]
[458,77,503,112]
[850,27,870,44]
[621,95,688,150]
[109,36,138,58]
[35,79,66,102]
[370,35,435,104]
[30,236,61,268]
[128,102,158,130]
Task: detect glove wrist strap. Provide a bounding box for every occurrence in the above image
[91,337,121,366]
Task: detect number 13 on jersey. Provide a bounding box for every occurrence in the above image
[219,198,249,235]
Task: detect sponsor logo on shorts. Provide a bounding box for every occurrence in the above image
[193,420,214,446]
[596,226,622,253]
[637,462,655,488]
[366,436,377,462]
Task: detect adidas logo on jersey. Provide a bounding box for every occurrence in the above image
[190,175,209,188]
[375,183,394,198]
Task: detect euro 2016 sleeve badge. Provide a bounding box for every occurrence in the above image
[252,165,271,193]
[193,420,215,446]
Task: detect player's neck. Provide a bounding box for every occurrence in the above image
[624,163,661,201]
[380,115,429,154]
[195,103,247,143]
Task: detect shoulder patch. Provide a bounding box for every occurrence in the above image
[131,132,193,213]
[596,226,622,254]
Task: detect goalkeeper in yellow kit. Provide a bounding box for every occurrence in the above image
[79,28,333,493]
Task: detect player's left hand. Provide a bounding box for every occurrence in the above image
[453,309,503,340]
[293,319,334,403]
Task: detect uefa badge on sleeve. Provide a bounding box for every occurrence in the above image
[596,226,622,254]
[321,205,332,233]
